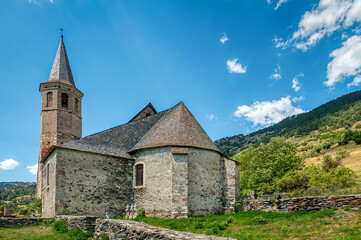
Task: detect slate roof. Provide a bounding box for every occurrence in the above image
[48,36,75,86]
[58,102,220,159]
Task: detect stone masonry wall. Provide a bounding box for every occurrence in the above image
[134,147,173,218]
[171,152,189,218]
[188,148,224,216]
[42,152,57,218]
[223,158,240,213]
[93,219,236,240]
[52,148,133,218]
[243,194,361,212]
[55,216,97,232]
[0,218,47,228]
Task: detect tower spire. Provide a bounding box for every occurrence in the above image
[48,31,75,86]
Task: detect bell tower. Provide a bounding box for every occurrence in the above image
[36,33,84,198]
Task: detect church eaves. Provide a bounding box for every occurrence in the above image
[48,35,75,86]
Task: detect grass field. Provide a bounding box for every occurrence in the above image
[1,209,360,239]
[0,224,68,240]
[137,209,361,239]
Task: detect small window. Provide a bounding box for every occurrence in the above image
[46,92,53,107]
[61,93,68,108]
[46,164,49,186]
[135,164,144,186]
[74,98,79,113]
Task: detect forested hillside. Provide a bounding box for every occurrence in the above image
[0,182,35,189]
[215,90,361,157]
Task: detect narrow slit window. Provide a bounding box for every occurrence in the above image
[46,164,49,186]
[135,164,144,186]
[61,93,68,108]
[74,98,79,112]
[46,92,53,107]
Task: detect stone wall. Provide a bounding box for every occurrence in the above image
[188,148,224,216]
[243,194,361,212]
[222,158,240,213]
[93,219,236,240]
[42,148,134,218]
[133,147,173,218]
[55,216,97,232]
[42,151,57,217]
[0,218,46,228]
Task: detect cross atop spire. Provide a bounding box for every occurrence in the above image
[60,28,64,39]
[48,33,75,86]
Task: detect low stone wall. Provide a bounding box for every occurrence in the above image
[243,194,361,212]
[93,219,236,240]
[55,216,97,232]
[0,218,45,228]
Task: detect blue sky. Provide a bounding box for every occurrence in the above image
[1,0,361,181]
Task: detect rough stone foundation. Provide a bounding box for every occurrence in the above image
[0,218,47,228]
[243,194,361,212]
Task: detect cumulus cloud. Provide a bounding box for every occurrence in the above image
[325,35,361,87]
[275,0,289,10]
[292,73,304,92]
[292,96,305,102]
[220,34,229,44]
[207,114,217,121]
[270,64,282,80]
[234,96,305,126]
[0,159,19,170]
[347,75,361,87]
[227,58,247,73]
[275,0,361,51]
[27,164,38,175]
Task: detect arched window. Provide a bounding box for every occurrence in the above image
[74,98,79,113]
[61,93,68,108]
[135,164,144,186]
[46,92,53,107]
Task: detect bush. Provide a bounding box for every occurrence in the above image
[66,228,93,240]
[310,167,356,189]
[18,207,29,215]
[62,209,71,215]
[321,155,343,172]
[138,208,146,218]
[100,234,110,240]
[277,169,312,191]
[234,137,304,194]
[53,220,68,233]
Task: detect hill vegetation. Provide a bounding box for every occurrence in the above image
[215,90,361,157]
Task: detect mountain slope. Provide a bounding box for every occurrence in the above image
[215,90,361,157]
[0,182,35,189]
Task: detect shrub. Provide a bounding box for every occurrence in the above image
[234,137,304,194]
[62,209,71,215]
[321,155,343,172]
[66,228,93,240]
[138,208,146,218]
[18,207,29,215]
[100,234,110,240]
[53,220,68,233]
[355,124,361,129]
[277,169,311,191]
[310,167,356,189]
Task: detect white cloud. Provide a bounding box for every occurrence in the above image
[270,64,282,80]
[292,73,304,92]
[27,164,38,175]
[347,75,361,87]
[0,159,19,170]
[325,35,361,87]
[267,0,272,4]
[292,96,305,102]
[275,0,361,51]
[275,0,289,10]
[207,114,217,121]
[220,34,229,44]
[28,0,54,5]
[227,58,247,74]
[234,96,305,126]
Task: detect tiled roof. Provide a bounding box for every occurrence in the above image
[130,102,220,153]
[61,110,168,159]
[48,36,75,86]
[59,102,220,159]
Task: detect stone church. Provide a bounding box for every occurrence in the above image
[37,35,240,218]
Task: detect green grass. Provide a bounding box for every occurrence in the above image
[0,224,68,240]
[1,210,361,239]
[135,209,361,239]
[0,221,93,240]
